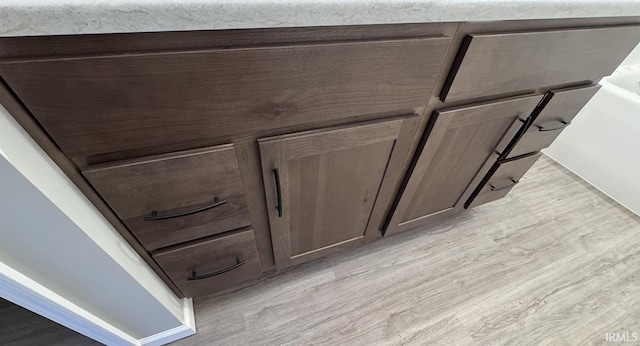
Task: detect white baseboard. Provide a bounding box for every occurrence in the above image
[0,260,138,345]
[1,260,197,346]
[138,298,196,346]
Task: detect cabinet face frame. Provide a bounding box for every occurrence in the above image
[259,115,420,269]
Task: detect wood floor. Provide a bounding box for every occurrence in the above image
[172,155,640,346]
[0,298,100,346]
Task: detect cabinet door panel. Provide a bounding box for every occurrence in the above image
[259,116,419,268]
[386,95,542,235]
[288,141,392,256]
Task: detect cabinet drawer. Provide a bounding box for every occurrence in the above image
[0,37,451,159]
[466,152,542,208]
[154,228,262,297]
[83,144,251,250]
[440,25,640,102]
[506,84,600,158]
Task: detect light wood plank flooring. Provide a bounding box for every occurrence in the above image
[173,155,640,345]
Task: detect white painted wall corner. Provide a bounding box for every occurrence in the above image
[139,299,196,346]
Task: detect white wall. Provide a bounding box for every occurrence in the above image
[544,82,640,217]
[0,103,193,342]
[544,42,640,217]
[617,41,640,68]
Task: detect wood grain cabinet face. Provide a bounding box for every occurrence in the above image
[0,37,451,159]
[385,95,543,235]
[259,116,420,268]
[440,25,640,102]
[466,152,542,208]
[83,144,251,251]
[506,84,601,158]
[153,228,262,297]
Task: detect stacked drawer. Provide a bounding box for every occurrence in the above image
[437,25,640,209]
[466,153,542,208]
[83,144,262,296]
[464,84,601,207]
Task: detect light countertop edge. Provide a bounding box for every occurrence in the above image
[1,1,640,37]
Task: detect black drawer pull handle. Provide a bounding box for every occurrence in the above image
[273,168,283,217]
[187,257,245,281]
[490,179,519,191]
[143,197,226,221]
[537,120,571,132]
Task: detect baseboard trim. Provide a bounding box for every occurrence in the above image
[138,298,196,346]
[0,260,138,345]
[0,260,198,346]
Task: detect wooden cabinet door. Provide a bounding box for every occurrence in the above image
[259,116,419,269]
[385,95,543,235]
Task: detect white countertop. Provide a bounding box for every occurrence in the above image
[1,0,640,37]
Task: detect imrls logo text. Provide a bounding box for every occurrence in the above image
[606,332,639,342]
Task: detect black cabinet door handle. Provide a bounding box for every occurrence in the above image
[273,168,283,217]
[143,197,226,221]
[187,257,245,281]
[497,115,534,159]
[490,179,519,191]
[537,120,571,132]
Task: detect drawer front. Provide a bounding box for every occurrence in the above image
[154,228,262,297]
[467,152,542,208]
[0,37,451,159]
[440,25,640,102]
[83,144,251,250]
[507,84,600,158]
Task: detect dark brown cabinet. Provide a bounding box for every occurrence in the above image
[259,116,420,268]
[0,18,637,297]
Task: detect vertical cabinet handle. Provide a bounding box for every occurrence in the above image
[273,168,283,217]
[187,257,245,281]
[536,120,571,132]
[497,115,534,160]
